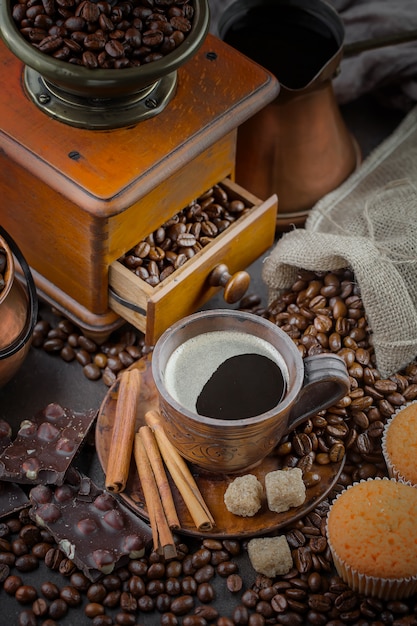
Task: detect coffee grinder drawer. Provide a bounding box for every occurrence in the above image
[109,179,277,345]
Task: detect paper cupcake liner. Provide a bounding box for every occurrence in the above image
[382,401,417,488]
[330,548,417,600]
[326,478,417,600]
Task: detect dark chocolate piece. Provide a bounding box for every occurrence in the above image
[0,417,30,517]
[29,472,152,581]
[0,480,29,518]
[0,418,12,454]
[0,403,97,485]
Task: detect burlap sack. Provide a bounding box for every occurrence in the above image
[262,105,417,377]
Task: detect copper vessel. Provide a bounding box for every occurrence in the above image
[0,227,38,388]
[220,0,361,230]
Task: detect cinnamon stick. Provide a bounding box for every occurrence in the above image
[134,433,177,559]
[138,425,180,530]
[144,410,215,531]
[105,368,141,493]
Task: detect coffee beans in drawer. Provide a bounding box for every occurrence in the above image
[118,183,251,287]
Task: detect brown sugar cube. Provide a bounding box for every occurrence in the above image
[265,467,306,513]
[247,536,293,577]
[224,474,263,517]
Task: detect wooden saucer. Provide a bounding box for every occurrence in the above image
[96,354,344,539]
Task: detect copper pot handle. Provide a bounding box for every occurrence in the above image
[0,226,38,359]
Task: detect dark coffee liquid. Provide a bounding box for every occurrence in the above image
[196,353,286,420]
[223,5,340,89]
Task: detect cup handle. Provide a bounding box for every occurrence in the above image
[285,353,350,434]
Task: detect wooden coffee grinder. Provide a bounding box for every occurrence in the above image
[0,0,279,344]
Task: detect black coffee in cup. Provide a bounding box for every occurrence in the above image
[163,330,288,420]
[196,352,286,419]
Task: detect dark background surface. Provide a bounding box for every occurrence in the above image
[0,95,407,624]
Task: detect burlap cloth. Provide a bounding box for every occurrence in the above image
[262,105,417,377]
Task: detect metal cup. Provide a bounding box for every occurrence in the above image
[152,309,350,473]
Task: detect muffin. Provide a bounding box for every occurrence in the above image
[224,474,263,517]
[265,467,306,513]
[382,401,417,487]
[326,478,417,599]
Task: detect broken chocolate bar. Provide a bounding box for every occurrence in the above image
[0,418,12,454]
[0,419,30,516]
[29,471,152,581]
[0,403,97,485]
[0,480,29,519]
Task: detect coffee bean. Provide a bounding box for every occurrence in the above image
[196,581,215,603]
[83,362,102,380]
[232,605,249,624]
[85,602,105,618]
[182,616,207,626]
[102,590,121,608]
[329,442,345,462]
[286,529,305,549]
[0,562,10,583]
[31,542,52,559]
[40,580,60,600]
[87,583,107,603]
[194,605,219,621]
[18,610,37,626]
[32,597,49,617]
[120,591,137,612]
[403,382,417,400]
[303,471,321,488]
[48,598,68,619]
[160,613,179,626]
[92,615,114,626]
[248,614,266,626]
[216,618,234,626]
[60,585,81,606]
[15,554,39,572]
[170,595,195,616]
[15,585,38,604]
[115,611,137,625]
[241,589,259,609]
[58,557,77,576]
[210,549,229,566]
[216,560,238,577]
[226,574,243,593]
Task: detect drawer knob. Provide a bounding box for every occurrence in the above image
[208,264,250,304]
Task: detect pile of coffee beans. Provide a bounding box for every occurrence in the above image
[12,0,195,69]
[14,268,417,623]
[266,268,417,486]
[32,305,151,385]
[119,184,250,287]
[2,514,244,626]
[2,500,417,625]
[0,246,8,297]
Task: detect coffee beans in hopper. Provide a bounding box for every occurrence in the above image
[12,0,195,69]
